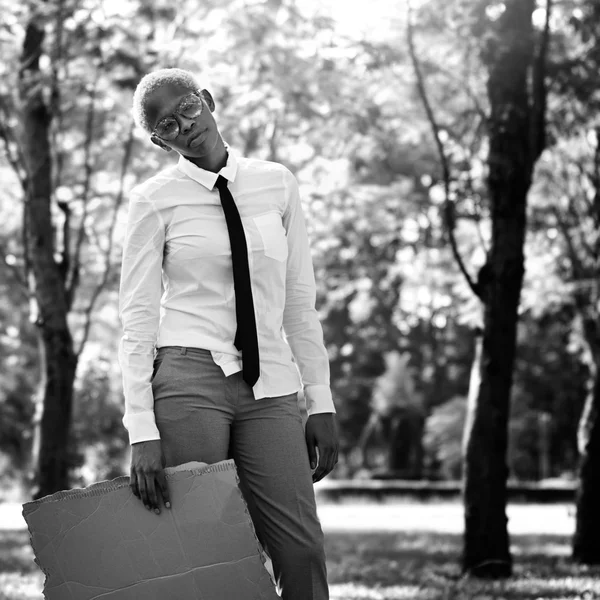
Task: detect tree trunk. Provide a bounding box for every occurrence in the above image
[19,9,77,499]
[388,409,424,478]
[573,319,600,563]
[462,0,539,578]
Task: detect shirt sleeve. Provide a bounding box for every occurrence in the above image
[117,191,165,445]
[281,168,336,415]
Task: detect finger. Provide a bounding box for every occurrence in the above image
[156,470,171,509]
[129,471,140,499]
[312,449,329,483]
[138,474,150,509]
[306,434,318,471]
[316,449,337,482]
[325,449,337,478]
[312,467,326,483]
[147,474,160,513]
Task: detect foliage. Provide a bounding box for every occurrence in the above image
[68,356,129,488]
[424,395,466,480]
[0,0,597,488]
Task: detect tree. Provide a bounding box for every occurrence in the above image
[533,133,600,563]
[527,0,600,562]
[459,0,550,576]
[409,0,550,576]
[17,2,78,499]
[3,0,142,497]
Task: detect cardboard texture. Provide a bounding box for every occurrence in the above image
[22,459,280,600]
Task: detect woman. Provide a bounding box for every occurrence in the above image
[117,68,339,600]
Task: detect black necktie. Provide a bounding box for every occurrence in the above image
[215,175,260,387]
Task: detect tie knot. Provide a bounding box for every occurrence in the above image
[215,175,228,191]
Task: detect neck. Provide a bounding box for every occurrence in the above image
[183,135,228,172]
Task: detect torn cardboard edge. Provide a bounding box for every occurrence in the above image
[22,459,278,599]
[22,460,232,505]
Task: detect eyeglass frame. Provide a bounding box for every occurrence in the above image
[151,91,205,141]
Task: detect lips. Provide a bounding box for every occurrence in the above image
[188,129,207,148]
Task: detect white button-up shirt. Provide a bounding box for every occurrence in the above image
[117,149,335,444]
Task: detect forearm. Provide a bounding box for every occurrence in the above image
[283,292,335,415]
[117,192,165,445]
[118,335,161,445]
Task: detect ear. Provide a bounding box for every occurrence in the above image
[150,135,171,152]
[200,89,215,112]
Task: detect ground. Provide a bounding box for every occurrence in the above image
[0,500,598,599]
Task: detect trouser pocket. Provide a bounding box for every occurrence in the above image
[151,347,173,383]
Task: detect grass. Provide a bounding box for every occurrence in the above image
[0,501,599,599]
[326,531,599,599]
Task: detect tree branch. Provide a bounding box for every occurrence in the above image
[57,199,70,284]
[421,59,488,123]
[407,2,481,299]
[0,97,28,192]
[66,74,99,311]
[552,205,586,280]
[0,239,30,302]
[469,191,490,256]
[589,127,600,232]
[530,0,551,163]
[75,122,135,358]
[49,0,66,192]
[563,184,596,263]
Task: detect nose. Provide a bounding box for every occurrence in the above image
[179,115,195,134]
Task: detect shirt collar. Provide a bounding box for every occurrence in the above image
[176,144,238,190]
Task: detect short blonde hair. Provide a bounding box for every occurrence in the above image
[132,68,201,132]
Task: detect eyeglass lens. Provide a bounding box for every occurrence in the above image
[155,96,203,140]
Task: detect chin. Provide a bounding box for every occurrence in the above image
[181,131,217,158]
[181,147,207,158]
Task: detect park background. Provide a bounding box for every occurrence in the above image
[1,0,599,598]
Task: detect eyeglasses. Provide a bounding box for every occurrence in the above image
[152,93,204,141]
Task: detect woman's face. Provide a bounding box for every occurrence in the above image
[145,82,220,159]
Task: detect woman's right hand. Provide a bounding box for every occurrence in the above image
[130,439,171,514]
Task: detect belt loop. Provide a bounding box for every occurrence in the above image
[180,347,187,355]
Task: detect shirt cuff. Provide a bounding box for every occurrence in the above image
[123,411,162,445]
[304,384,336,415]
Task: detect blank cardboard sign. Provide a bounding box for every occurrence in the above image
[22,459,279,599]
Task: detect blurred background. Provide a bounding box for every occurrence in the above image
[1,0,600,598]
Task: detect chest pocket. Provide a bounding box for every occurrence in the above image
[253,211,288,262]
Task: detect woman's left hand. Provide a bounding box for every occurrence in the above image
[305,413,339,483]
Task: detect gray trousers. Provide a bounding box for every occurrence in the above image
[151,345,329,600]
